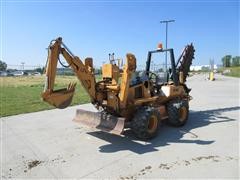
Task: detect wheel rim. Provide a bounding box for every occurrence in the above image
[148,115,158,133]
[179,107,187,122]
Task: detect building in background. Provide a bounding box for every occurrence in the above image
[190,64,222,71]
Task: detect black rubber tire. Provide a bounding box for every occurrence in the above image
[167,99,189,127]
[131,106,161,140]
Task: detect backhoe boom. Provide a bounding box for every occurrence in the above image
[42,37,96,108]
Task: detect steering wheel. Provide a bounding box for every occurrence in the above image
[149,72,158,85]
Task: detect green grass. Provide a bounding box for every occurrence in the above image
[0,75,98,117]
[225,66,240,77]
[219,66,240,78]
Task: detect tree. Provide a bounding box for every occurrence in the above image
[222,55,232,67]
[201,66,209,72]
[232,56,240,67]
[0,60,7,71]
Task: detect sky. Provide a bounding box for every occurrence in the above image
[1,0,239,69]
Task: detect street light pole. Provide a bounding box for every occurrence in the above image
[160,20,175,71]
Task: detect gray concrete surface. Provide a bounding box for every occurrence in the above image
[1,74,239,179]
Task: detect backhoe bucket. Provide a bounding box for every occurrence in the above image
[42,83,76,109]
[73,109,125,135]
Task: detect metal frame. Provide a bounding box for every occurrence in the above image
[145,48,179,85]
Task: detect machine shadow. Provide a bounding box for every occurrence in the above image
[87,106,239,154]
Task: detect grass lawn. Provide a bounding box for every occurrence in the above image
[220,66,240,78]
[0,75,94,117]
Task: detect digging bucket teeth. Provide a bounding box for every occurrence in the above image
[73,109,125,135]
[41,83,76,109]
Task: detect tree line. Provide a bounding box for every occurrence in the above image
[0,60,7,71]
[222,55,240,67]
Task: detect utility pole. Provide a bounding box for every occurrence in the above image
[160,20,175,71]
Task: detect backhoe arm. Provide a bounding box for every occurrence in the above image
[42,37,96,108]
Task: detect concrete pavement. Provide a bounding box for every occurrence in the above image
[1,74,239,179]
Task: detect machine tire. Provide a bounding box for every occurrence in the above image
[167,99,189,127]
[131,106,161,140]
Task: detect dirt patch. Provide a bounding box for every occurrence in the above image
[144,165,151,170]
[192,155,219,162]
[27,160,42,169]
[159,163,172,170]
[184,160,191,166]
[120,165,152,180]
[119,155,237,179]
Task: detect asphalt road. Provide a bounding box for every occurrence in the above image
[1,74,239,179]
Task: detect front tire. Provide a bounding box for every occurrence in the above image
[167,99,189,127]
[131,106,161,140]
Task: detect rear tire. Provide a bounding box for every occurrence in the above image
[167,99,189,127]
[131,106,161,140]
